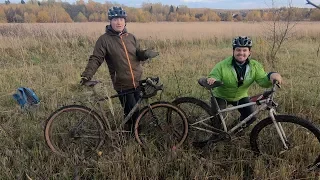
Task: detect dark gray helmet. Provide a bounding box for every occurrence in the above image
[232,36,253,48]
[108,6,127,20]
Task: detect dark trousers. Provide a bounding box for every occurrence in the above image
[117,88,140,125]
[212,97,256,128]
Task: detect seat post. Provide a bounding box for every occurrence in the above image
[210,91,224,130]
[210,91,220,112]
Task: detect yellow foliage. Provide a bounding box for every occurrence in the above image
[74,12,88,22]
[0,8,7,23]
[24,12,37,23]
[177,14,190,22]
[310,9,320,21]
[37,10,50,23]
[246,10,262,22]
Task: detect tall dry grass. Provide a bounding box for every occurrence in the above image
[1,22,320,179]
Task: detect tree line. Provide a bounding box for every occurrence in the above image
[1,0,320,23]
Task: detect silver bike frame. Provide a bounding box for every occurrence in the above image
[191,89,290,149]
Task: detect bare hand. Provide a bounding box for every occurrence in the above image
[270,73,283,85]
[207,78,216,85]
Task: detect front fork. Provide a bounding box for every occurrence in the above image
[269,108,289,150]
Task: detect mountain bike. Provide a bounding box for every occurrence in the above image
[44,77,188,158]
[173,77,320,171]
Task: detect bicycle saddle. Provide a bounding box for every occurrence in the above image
[198,77,223,90]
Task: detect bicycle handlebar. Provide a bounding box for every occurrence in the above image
[254,80,280,102]
[198,77,280,103]
[82,77,163,100]
[139,77,163,98]
[82,80,101,87]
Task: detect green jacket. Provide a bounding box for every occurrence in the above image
[81,25,148,91]
[208,56,272,101]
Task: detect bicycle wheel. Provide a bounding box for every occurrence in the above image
[172,97,218,145]
[250,115,320,172]
[44,105,105,158]
[134,102,188,151]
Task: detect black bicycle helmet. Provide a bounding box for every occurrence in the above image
[232,36,253,49]
[108,6,127,20]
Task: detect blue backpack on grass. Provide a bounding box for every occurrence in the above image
[13,87,40,110]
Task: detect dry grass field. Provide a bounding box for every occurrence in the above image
[1,21,320,179]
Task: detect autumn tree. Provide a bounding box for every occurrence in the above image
[155,13,165,21]
[89,12,100,21]
[100,12,107,21]
[126,7,139,22]
[37,10,50,22]
[167,12,177,21]
[246,10,262,21]
[310,9,320,21]
[199,14,208,21]
[219,12,233,21]
[262,11,273,21]
[86,0,103,15]
[137,9,150,22]
[74,12,87,22]
[61,2,87,20]
[46,6,72,22]
[5,8,23,22]
[177,14,190,22]
[176,5,188,15]
[206,10,221,21]
[24,12,37,22]
[0,8,7,23]
[76,0,85,5]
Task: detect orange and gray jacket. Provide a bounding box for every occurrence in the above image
[81,25,148,91]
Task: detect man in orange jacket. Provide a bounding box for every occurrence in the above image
[80,6,159,131]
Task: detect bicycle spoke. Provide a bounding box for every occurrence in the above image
[45,105,105,158]
[251,115,320,174]
[135,103,188,151]
[172,97,215,145]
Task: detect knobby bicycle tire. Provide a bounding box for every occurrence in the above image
[134,102,188,151]
[172,97,221,145]
[250,115,320,172]
[44,105,105,158]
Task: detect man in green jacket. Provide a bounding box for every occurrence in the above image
[80,6,159,131]
[207,36,283,127]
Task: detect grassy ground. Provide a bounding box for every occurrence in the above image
[1,22,320,179]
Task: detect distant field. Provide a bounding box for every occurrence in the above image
[1,22,320,45]
[1,22,320,179]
